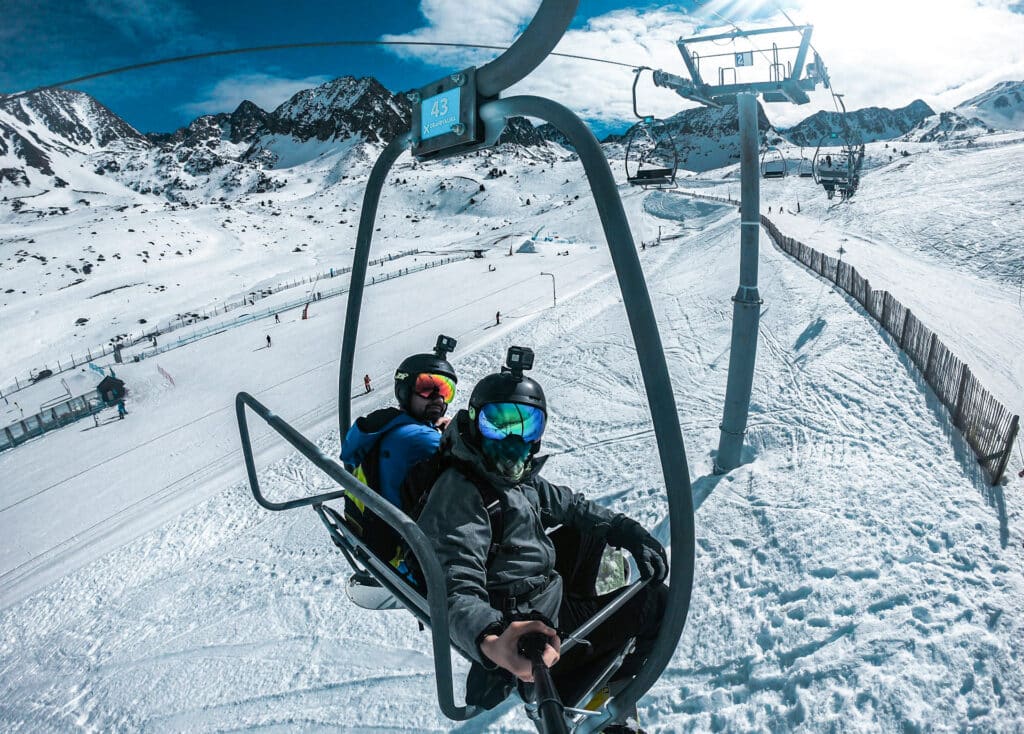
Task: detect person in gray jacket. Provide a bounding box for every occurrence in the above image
[416,347,668,717]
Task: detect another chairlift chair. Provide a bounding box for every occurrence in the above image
[812,94,865,201]
[813,135,864,201]
[797,147,813,177]
[759,145,787,178]
[624,68,679,190]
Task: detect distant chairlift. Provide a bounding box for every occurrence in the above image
[797,147,813,177]
[625,68,679,189]
[812,94,865,201]
[813,132,865,201]
[759,145,787,178]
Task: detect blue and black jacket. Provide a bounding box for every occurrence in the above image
[341,407,443,560]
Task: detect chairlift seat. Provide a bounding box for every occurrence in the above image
[627,168,676,189]
[313,485,650,717]
[816,169,849,183]
[630,168,674,182]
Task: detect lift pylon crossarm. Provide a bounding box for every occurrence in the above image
[673,24,820,107]
[679,24,813,46]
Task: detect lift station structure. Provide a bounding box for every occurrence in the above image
[651,25,830,473]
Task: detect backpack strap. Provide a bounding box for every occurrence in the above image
[477,483,506,568]
[448,457,507,568]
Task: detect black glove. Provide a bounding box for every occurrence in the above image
[607,517,668,582]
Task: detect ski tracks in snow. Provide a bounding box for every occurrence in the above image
[650,207,1024,732]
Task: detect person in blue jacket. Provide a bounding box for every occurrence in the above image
[340,335,458,563]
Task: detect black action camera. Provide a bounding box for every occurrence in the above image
[505,346,534,377]
[434,334,457,358]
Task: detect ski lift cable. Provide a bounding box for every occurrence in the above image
[769,1,856,142]
[771,0,851,113]
[3,40,644,102]
[695,2,777,65]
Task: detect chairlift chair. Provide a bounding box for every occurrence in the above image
[624,68,680,189]
[236,2,695,731]
[797,148,813,177]
[759,145,787,178]
[812,132,864,201]
[624,120,679,189]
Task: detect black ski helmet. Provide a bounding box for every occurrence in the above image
[468,346,546,448]
[394,334,457,408]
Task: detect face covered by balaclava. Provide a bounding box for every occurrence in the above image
[480,434,532,481]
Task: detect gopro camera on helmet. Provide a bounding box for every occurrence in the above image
[504,346,534,377]
[434,334,457,359]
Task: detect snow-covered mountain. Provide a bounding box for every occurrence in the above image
[782,100,934,146]
[602,103,777,173]
[0,77,573,202]
[899,110,994,143]
[956,80,1024,131]
[0,88,148,186]
[147,100,270,151]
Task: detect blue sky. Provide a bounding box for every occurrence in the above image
[2,1,1022,136]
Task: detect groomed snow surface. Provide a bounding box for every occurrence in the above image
[1,138,1023,732]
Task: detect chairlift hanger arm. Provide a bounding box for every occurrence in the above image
[631,66,653,120]
[236,391,481,721]
[477,93,695,734]
[476,0,578,97]
[338,131,409,438]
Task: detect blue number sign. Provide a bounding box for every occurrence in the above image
[421,87,461,141]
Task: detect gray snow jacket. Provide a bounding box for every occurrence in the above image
[416,410,622,666]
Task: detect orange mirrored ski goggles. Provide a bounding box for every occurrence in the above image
[413,373,456,403]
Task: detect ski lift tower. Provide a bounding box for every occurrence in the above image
[653,25,829,473]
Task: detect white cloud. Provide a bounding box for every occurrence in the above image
[383,4,703,124]
[179,73,333,118]
[381,0,541,68]
[384,0,1024,130]
[763,0,1024,125]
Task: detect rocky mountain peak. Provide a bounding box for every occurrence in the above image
[1,87,146,149]
[782,100,935,146]
[264,76,410,144]
[955,80,1024,130]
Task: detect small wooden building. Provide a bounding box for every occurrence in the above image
[96,375,126,404]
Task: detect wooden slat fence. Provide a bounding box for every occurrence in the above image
[761,215,1019,484]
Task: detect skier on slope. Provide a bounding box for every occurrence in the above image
[416,347,667,732]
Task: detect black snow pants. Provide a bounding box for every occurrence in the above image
[465,525,668,710]
[549,525,668,707]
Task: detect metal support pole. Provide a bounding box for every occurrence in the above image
[338,132,410,439]
[540,271,556,306]
[715,92,763,474]
[487,95,694,734]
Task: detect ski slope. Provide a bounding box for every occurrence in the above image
[1,140,1023,731]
